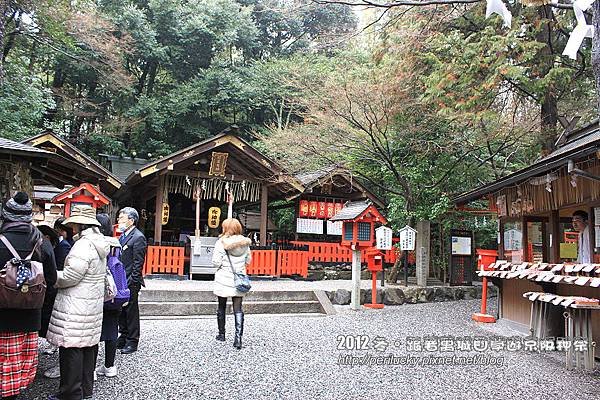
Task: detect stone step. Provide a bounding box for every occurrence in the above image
[139,300,324,316]
[139,290,317,303]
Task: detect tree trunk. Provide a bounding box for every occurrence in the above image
[593,2,600,120]
[0,0,8,84]
[538,5,558,154]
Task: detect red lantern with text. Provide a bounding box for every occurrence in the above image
[309,201,318,218]
[318,202,327,219]
[299,200,309,217]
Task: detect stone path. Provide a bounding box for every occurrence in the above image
[22,298,600,400]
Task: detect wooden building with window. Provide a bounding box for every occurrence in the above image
[455,121,600,342]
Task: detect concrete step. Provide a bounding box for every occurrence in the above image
[139,300,324,316]
[139,289,318,303]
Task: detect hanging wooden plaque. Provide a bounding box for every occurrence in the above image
[209,152,229,177]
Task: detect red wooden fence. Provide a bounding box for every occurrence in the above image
[246,249,277,275]
[290,241,406,264]
[277,249,309,277]
[143,245,185,276]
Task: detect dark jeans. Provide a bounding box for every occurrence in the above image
[57,345,98,400]
[217,296,243,313]
[104,340,117,367]
[118,284,141,345]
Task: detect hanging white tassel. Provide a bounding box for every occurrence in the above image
[486,0,512,28]
[563,3,594,60]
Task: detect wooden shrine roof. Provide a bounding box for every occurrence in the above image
[454,121,600,206]
[1,137,105,189]
[294,166,385,209]
[125,127,305,199]
[23,131,123,194]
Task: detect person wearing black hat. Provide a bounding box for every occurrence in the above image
[0,192,57,400]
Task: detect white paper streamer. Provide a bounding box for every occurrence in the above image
[485,0,512,28]
[563,3,594,60]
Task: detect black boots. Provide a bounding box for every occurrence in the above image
[216,310,225,341]
[233,312,244,350]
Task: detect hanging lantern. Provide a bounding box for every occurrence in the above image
[208,207,221,228]
[161,203,170,225]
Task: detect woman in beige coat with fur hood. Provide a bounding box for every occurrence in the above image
[46,205,111,400]
[212,218,251,349]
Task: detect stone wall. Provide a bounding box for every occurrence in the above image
[325,285,498,306]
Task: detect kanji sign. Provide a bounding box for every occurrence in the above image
[161,203,170,225]
[375,226,393,250]
[208,207,221,228]
[209,152,228,177]
[399,225,417,251]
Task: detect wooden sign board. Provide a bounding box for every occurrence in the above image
[399,225,417,251]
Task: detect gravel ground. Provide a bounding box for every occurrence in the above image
[21,298,600,400]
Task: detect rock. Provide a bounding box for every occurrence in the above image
[306,270,325,281]
[333,289,351,305]
[338,271,352,280]
[324,271,338,280]
[325,291,335,302]
[361,289,383,304]
[383,288,405,305]
[453,287,465,300]
[417,288,434,303]
[403,288,419,304]
[463,287,478,300]
[433,287,446,302]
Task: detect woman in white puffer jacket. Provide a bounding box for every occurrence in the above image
[212,218,251,350]
[47,205,110,400]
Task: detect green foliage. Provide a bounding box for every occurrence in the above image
[0,63,54,140]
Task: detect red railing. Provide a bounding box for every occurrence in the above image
[277,249,309,277]
[143,245,185,276]
[247,249,277,275]
[290,241,405,264]
[246,248,309,278]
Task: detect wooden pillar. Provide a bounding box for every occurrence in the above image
[260,184,268,246]
[499,218,505,260]
[522,217,528,262]
[549,210,560,263]
[589,206,595,262]
[154,175,165,245]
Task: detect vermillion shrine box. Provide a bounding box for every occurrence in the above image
[52,183,110,217]
[330,200,387,249]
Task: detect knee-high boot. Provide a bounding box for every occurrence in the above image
[233,312,244,349]
[216,310,226,341]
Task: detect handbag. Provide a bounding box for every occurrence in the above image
[104,266,117,302]
[0,235,46,309]
[225,250,251,293]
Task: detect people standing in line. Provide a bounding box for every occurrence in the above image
[116,207,147,355]
[212,218,251,350]
[95,213,123,378]
[0,192,57,400]
[46,206,110,400]
[54,218,74,248]
[572,210,591,263]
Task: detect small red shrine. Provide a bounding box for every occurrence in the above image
[53,183,111,217]
[330,200,388,249]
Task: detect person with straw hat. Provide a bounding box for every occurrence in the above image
[46,205,111,400]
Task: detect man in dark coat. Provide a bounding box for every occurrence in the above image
[0,192,57,399]
[116,207,147,354]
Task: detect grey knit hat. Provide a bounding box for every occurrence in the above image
[2,192,33,222]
